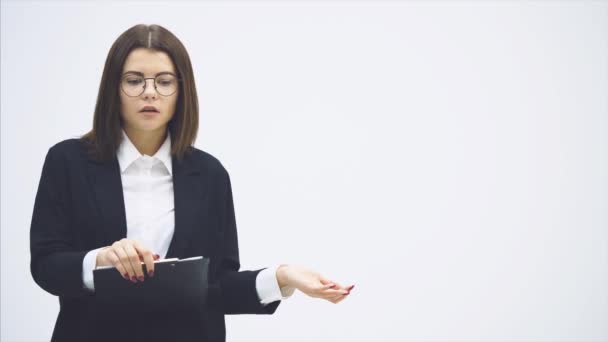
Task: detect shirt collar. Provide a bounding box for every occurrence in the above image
[117,128,173,175]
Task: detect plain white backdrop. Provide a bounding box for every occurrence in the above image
[1,0,607,341]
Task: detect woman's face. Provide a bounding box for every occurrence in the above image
[119,47,179,135]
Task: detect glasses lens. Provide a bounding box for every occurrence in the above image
[155,74,178,96]
[121,75,145,97]
[121,74,179,96]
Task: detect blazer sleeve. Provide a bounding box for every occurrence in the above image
[209,165,281,315]
[30,146,91,298]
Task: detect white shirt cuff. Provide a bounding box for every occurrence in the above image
[256,264,296,305]
[81,247,106,292]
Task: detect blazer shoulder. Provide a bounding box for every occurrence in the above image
[187,146,229,177]
[47,138,87,161]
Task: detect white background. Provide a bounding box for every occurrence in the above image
[1,1,607,341]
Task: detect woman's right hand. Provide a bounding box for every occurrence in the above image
[277,264,354,304]
[95,238,160,283]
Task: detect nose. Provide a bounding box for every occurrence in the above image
[142,79,157,99]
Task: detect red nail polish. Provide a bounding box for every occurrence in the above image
[138,276,144,282]
[130,276,137,283]
[149,271,154,277]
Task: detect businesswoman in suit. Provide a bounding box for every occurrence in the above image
[29,24,354,342]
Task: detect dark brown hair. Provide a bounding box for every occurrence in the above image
[81,24,198,162]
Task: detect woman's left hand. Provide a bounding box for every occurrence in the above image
[277,264,354,304]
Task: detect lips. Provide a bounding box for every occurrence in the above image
[140,106,159,113]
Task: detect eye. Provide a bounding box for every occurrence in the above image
[157,77,175,86]
[126,77,144,85]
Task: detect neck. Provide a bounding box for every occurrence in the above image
[123,125,167,156]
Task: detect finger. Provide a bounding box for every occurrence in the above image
[323,282,337,290]
[321,277,350,292]
[123,243,144,282]
[333,294,348,304]
[326,290,349,303]
[319,275,334,286]
[112,242,136,282]
[116,243,138,282]
[327,293,343,303]
[140,251,155,278]
[317,276,338,288]
[333,285,355,303]
[133,241,155,277]
[320,287,349,297]
[325,281,346,292]
[106,249,129,281]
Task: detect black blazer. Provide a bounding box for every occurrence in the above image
[29,138,280,342]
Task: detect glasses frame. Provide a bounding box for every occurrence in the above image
[120,72,182,97]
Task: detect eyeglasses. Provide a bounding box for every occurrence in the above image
[120,72,181,97]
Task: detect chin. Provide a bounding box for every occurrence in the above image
[125,119,169,132]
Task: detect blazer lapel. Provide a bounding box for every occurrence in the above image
[87,156,127,247]
[166,153,202,258]
[87,149,204,258]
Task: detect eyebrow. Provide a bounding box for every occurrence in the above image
[123,71,176,77]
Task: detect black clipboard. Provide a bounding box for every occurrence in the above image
[93,255,210,314]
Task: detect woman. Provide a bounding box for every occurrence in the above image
[29,24,354,342]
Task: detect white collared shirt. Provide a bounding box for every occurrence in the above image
[81,129,295,305]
